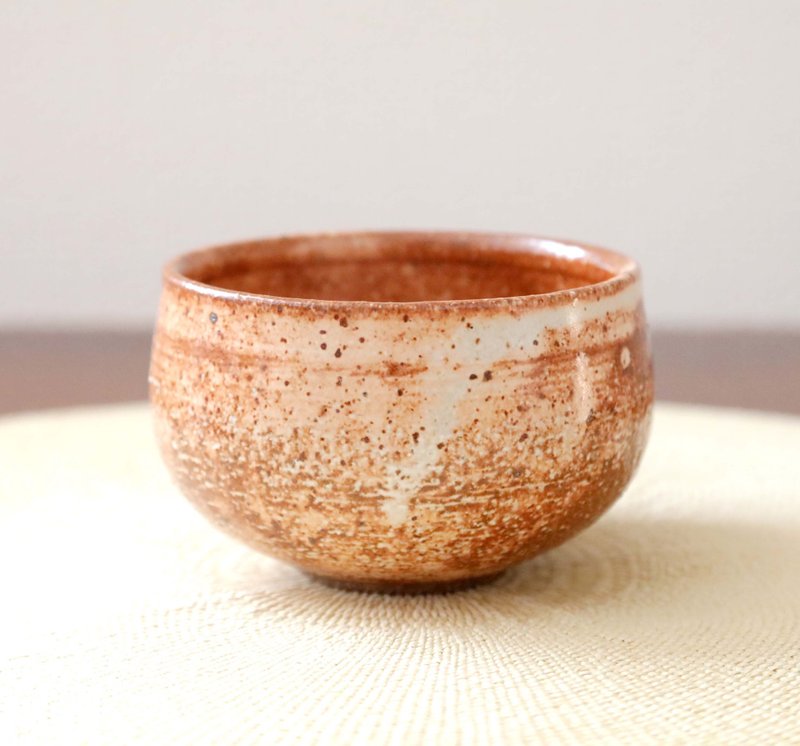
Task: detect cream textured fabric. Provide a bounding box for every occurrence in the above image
[1,402,799,745]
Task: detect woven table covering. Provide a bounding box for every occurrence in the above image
[1,402,799,744]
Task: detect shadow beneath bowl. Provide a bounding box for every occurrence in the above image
[244,515,799,635]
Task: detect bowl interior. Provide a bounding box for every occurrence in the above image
[173,233,630,303]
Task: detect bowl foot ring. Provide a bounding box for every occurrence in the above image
[305,570,505,595]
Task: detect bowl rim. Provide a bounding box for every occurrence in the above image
[163,230,641,312]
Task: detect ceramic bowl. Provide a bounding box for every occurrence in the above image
[150,232,653,592]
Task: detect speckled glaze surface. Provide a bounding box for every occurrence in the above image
[150,232,653,592]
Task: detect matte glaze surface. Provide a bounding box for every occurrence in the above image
[150,232,653,592]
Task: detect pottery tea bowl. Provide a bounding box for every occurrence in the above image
[150,232,653,593]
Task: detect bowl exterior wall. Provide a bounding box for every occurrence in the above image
[150,273,653,585]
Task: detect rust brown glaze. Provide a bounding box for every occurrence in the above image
[149,232,654,593]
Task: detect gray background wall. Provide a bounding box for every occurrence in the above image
[2,1,798,329]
